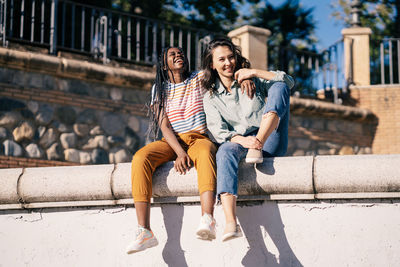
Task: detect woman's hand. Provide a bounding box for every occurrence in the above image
[174,151,192,174]
[235,69,256,83]
[231,135,262,149]
[240,79,256,99]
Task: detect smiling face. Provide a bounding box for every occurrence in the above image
[165,47,185,72]
[211,45,236,81]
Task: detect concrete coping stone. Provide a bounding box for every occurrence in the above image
[1,154,400,210]
[228,25,271,38]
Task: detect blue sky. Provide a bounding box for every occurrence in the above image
[241,0,346,50]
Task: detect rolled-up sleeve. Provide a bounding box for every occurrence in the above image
[203,95,237,144]
[270,70,295,89]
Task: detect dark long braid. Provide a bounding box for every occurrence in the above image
[147,46,190,141]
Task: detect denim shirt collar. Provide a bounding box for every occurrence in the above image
[214,78,240,95]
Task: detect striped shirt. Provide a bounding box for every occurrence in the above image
[153,71,207,134]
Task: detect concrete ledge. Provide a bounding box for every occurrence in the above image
[0,47,155,90]
[314,155,400,193]
[1,154,400,209]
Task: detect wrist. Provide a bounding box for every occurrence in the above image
[252,69,258,78]
[230,135,241,143]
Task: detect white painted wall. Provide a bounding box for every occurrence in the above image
[1,200,400,267]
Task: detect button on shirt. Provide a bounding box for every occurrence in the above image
[203,71,294,143]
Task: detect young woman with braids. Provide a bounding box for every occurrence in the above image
[202,38,294,241]
[126,46,255,253]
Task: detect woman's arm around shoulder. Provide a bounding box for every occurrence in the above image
[235,69,294,89]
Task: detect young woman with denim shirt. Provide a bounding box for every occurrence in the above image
[202,38,294,241]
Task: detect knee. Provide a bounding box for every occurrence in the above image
[132,148,149,166]
[270,81,290,96]
[216,144,239,163]
[196,139,217,158]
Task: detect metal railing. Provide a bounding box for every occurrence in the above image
[371,38,400,85]
[269,39,346,104]
[0,0,220,69]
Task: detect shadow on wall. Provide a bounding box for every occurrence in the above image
[237,203,302,267]
[158,160,302,267]
[161,203,188,267]
[237,163,303,267]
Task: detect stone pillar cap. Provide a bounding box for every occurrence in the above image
[341,27,372,35]
[228,25,271,38]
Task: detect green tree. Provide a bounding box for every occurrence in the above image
[246,0,317,94]
[331,0,400,84]
[331,0,400,39]
[250,0,317,48]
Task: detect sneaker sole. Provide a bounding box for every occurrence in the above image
[196,229,216,240]
[222,231,243,242]
[245,158,263,164]
[126,239,159,254]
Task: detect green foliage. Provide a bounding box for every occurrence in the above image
[331,0,400,84]
[249,0,317,47]
[330,0,400,40]
[245,0,318,94]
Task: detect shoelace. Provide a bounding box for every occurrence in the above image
[136,226,147,238]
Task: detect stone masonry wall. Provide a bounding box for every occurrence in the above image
[0,67,150,165]
[288,114,373,156]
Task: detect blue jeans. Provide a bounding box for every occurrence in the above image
[216,82,290,199]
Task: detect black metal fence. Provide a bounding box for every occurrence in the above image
[0,0,220,69]
[371,38,400,85]
[269,39,346,104]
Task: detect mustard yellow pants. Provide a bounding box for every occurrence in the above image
[131,132,216,203]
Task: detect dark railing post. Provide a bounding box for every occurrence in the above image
[80,7,85,51]
[127,17,131,60]
[30,0,35,42]
[187,31,191,69]
[20,0,25,38]
[135,19,140,62]
[40,0,44,43]
[152,22,157,63]
[100,15,107,64]
[61,1,65,47]
[117,15,121,57]
[107,12,112,61]
[0,0,7,47]
[71,3,75,49]
[49,0,58,54]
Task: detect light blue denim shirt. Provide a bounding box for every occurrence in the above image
[203,71,294,143]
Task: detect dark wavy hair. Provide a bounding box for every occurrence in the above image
[147,46,190,140]
[201,37,250,94]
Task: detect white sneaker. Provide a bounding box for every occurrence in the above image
[222,222,243,242]
[126,226,158,254]
[245,149,263,164]
[196,213,216,240]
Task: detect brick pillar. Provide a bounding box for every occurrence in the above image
[228,25,271,70]
[342,27,372,86]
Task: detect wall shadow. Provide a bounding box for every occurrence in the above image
[160,203,188,267]
[236,161,303,267]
